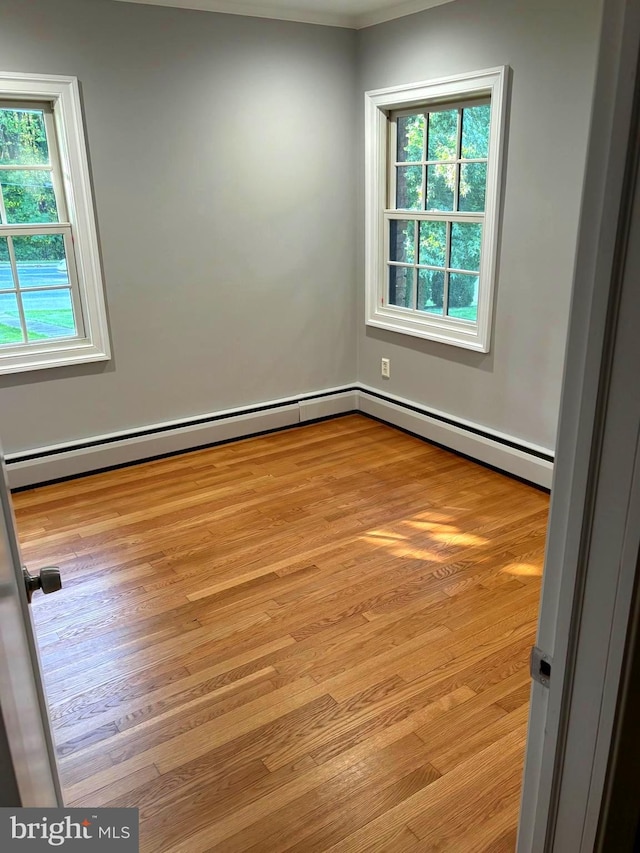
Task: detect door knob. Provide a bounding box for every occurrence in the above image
[23,566,62,604]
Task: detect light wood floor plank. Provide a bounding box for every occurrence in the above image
[13,415,547,852]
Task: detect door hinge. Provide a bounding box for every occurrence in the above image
[530,645,552,688]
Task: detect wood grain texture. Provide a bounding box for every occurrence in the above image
[13,415,548,852]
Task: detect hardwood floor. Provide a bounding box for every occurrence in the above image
[12,414,548,852]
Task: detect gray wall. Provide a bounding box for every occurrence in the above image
[357,0,602,451]
[0,0,602,456]
[0,0,357,453]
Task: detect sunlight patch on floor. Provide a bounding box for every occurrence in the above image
[359,513,491,560]
[501,562,543,577]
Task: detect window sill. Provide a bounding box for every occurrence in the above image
[0,339,110,375]
[366,306,489,352]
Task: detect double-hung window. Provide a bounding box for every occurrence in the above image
[0,73,109,374]
[365,67,507,351]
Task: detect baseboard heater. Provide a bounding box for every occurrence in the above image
[5,384,553,490]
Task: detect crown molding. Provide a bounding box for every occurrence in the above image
[111,0,457,29]
[355,0,456,28]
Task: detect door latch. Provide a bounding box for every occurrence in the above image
[22,566,62,604]
[530,645,552,688]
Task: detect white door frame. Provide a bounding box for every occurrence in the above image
[0,443,62,807]
[518,0,640,848]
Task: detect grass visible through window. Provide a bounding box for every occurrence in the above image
[448,305,478,321]
[25,310,75,329]
[0,308,74,344]
[0,323,46,344]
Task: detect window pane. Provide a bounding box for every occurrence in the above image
[426,164,455,211]
[0,237,13,290]
[396,165,422,210]
[450,222,482,272]
[0,291,24,344]
[418,269,444,315]
[458,162,487,212]
[0,108,50,166]
[389,220,415,263]
[397,114,425,163]
[461,104,490,160]
[0,169,58,224]
[22,289,77,341]
[419,221,446,268]
[13,234,69,288]
[389,266,413,308]
[427,109,458,161]
[447,273,478,321]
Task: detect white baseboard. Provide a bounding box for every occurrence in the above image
[358,385,553,488]
[4,387,358,489]
[299,390,359,422]
[4,384,552,489]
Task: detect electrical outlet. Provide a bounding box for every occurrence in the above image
[381,358,390,378]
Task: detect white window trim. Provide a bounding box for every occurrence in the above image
[365,66,508,352]
[0,72,110,374]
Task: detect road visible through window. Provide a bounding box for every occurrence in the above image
[0,260,76,344]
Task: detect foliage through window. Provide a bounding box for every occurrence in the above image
[0,73,109,375]
[388,102,490,322]
[0,103,81,346]
[365,69,507,351]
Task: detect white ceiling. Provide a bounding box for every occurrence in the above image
[113,0,457,29]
